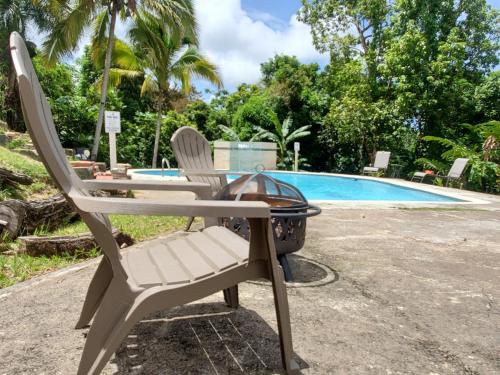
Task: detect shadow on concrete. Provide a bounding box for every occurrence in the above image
[247,254,339,288]
[112,302,308,374]
[287,254,339,286]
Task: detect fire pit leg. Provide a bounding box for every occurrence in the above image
[278,255,293,282]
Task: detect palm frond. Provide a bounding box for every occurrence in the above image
[91,9,109,48]
[42,0,96,64]
[218,125,240,141]
[281,117,293,138]
[141,74,159,96]
[96,68,143,91]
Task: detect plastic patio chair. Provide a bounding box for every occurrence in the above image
[10,32,298,375]
[171,126,230,231]
[362,151,391,176]
[412,158,469,187]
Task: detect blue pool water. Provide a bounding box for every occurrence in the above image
[136,170,463,202]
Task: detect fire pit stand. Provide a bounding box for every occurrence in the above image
[216,173,321,281]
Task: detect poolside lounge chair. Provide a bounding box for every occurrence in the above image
[412,158,469,187]
[363,151,391,176]
[10,32,298,375]
[171,126,229,231]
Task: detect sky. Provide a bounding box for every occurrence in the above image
[28,0,500,95]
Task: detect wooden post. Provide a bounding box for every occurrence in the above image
[105,111,121,170]
[294,142,300,172]
[109,132,117,169]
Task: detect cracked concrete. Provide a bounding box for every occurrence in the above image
[0,191,500,374]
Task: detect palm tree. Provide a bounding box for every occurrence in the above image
[255,116,311,169]
[125,11,222,167]
[1,0,55,131]
[41,0,196,161]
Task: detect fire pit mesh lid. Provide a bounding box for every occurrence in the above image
[215,173,307,207]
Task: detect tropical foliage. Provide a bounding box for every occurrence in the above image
[41,0,197,160]
[0,0,499,193]
[255,116,311,168]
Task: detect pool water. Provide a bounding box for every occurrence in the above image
[136,170,463,202]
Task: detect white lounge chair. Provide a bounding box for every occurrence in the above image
[363,151,391,176]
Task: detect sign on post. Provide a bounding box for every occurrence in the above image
[294,142,300,172]
[105,111,121,169]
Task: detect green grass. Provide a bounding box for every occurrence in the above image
[51,215,188,241]
[0,146,57,200]
[0,248,101,289]
[0,145,191,288]
[0,215,189,289]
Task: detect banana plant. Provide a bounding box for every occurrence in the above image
[254,116,311,169]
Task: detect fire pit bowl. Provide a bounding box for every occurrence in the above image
[215,173,321,281]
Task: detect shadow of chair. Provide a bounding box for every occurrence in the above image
[112,303,309,374]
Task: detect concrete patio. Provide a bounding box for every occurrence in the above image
[1,189,499,374]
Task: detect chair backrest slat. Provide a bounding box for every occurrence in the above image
[448,158,469,178]
[10,32,126,279]
[373,151,391,169]
[171,127,227,193]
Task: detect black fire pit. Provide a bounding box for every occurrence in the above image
[215,173,321,281]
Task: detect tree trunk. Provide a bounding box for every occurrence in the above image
[0,194,78,240]
[152,102,163,168]
[18,229,134,256]
[90,2,119,161]
[0,168,33,187]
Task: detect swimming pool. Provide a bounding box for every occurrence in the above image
[133,170,464,202]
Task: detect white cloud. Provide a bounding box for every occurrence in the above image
[194,0,327,91]
[27,0,327,93]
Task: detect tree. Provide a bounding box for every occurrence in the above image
[260,55,328,168]
[41,0,197,161]
[0,0,55,130]
[232,94,276,141]
[125,11,221,167]
[298,0,389,90]
[475,71,500,121]
[382,0,499,152]
[255,116,311,169]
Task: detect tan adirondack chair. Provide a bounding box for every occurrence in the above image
[171,126,230,231]
[10,32,298,375]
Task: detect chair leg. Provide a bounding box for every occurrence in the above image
[77,281,135,375]
[270,263,300,374]
[75,257,113,329]
[185,216,195,231]
[223,285,239,308]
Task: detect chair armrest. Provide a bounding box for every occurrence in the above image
[70,195,271,218]
[82,180,212,198]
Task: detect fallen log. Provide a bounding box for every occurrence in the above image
[0,167,33,187]
[18,229,134,256]
[0,193,77,240]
